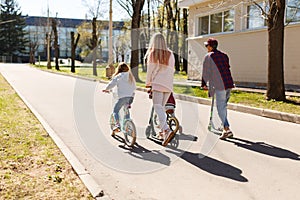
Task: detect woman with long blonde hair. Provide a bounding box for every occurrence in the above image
[145,33,175,146]
[103,62,136,131]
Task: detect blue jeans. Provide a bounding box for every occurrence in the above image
[215,89,231,128]
[113,96,133,123]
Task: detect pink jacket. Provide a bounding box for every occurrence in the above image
[146,51,175,92]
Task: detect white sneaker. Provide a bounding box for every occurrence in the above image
[220,130,233,140]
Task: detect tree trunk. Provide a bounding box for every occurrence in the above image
[29,42,36,65]
[70,32,80,73]
[182,8,188,73]
[165,0,180,72]
[266,0,286,101]
[52,18,59,70]
[92,17,98,76]
[46,33,51,69]
[130,0,145,82]
[130,22,141,82]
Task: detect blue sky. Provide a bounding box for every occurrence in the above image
[17,0,129,20]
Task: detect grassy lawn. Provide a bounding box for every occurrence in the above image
[35,64,300,115]
[0,74,93,199]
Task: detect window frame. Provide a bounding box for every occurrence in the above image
[197,8,235,36]
[286,0,300,24]
[246,1,268,30]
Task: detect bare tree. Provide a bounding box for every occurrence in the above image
[182,8,188,73]
[82,0,107,76]
[117,0,146,82]
[165,0,180,72]
[71,31,81,73]
[52,18,59,70]
[29,41,38,64]
[251,0,286,101]
[28,21,40,65]
[266,0,286,101]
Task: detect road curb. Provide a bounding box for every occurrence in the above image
[135,87,300,125]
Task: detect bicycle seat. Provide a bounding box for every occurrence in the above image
[166,109,174,114]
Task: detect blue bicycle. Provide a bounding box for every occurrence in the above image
[109,96,137,147]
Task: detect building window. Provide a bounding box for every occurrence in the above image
[198,15,209,35]
[197,9,234,36]
[247,2,268,29]
[286,0,300,23]
[224,10,235,32]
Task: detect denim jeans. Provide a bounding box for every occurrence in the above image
[215,89,231,128]
[113,96,133,123]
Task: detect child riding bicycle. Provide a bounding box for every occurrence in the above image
[102,62,136,132]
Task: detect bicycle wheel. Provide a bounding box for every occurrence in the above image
[123,120,136,147]
[167,116,179,134]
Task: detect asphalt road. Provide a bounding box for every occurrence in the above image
[1,63,300,200]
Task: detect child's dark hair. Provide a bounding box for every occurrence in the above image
[113,62,135,84]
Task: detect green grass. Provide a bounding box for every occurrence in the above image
[34,64,300,115]
[0,74,93,199]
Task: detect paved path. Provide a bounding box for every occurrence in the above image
[1,64,300,200]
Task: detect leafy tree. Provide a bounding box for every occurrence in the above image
[0,0,28,60]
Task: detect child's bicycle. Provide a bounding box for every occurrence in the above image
[108,92,137,147]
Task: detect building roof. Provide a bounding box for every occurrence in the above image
[178,0,209,8]
[23,16,124,30]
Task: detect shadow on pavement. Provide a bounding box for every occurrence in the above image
[177,131,198,141]
[119,143,171,166]
[167,149,248,182]
[182,152,248,182]
[225,137,300,160]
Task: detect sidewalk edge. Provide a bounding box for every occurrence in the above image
[136,87,300,125]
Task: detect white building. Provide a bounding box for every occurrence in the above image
[24,16,125,63]
[179,0,300,89]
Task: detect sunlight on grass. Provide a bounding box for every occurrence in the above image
[0,74,93,199]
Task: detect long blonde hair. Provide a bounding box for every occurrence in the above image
[113,62,136,84]
[145,33,171,66]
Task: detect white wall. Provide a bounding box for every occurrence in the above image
[185,0,300,87]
